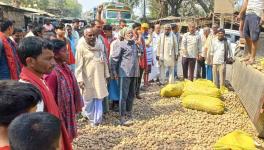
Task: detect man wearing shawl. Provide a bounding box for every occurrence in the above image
[75,27,110,126]
[157,24,178,84]
[45,39,84,141]
[17,37,72,150]
[0,20,21,80]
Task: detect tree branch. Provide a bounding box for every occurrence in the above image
[196,0,210,13]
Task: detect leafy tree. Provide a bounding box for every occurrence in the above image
[117,0,140,10]
[148,0,241,19]
[64,0,82,17]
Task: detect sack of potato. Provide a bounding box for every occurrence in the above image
[181,79,221,98]
[182,95,224,115]
[160,82,184,97]
[214,130,257,150]
[220,86,229,95]
[182,82,221,98]
[193,79,216,88]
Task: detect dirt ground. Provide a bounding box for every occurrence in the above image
[73,84,264,150]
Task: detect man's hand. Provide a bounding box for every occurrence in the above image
[78,82,85,90]
[182,49,188,56]
[106,77,110,83]
[97,5,103,14]
[175,55,179,61]
[114,73,119,80]
[146,43,150,48]
[261,15,264,25]
[237,12,244,21]
[197,55,203,61]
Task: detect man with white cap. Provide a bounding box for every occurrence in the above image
[111,27,140,125]
[156,24,178,84]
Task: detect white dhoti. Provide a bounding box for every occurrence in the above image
[82,98,103,126]
[149,48,160,81]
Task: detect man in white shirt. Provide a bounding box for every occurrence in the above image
[210,28,232,88]
[181,22,202,81]
[239,0,264,64]
[150,24,161,82]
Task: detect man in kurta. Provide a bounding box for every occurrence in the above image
[0,20,21,80]
[75,27,110,127]
[204,24,219,81]
[156,24,178,84]
[149,24,161,82]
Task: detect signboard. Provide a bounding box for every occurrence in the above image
[214,0,234,13]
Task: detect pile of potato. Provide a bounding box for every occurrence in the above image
[252,58,264,73]
[73,84,264,149]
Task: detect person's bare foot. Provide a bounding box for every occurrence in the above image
[240,55,250,62]
[246,58,255,65]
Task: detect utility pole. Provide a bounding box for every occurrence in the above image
[143,0,146,19]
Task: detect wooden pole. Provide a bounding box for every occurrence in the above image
[212,13,215,26]
[220,13,224,28]
[231,14,234,29]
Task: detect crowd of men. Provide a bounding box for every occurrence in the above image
[0,0,263,149]
[0,18,233,150]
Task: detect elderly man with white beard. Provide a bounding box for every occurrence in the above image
[156,24,178,84]
[111,27,140,125]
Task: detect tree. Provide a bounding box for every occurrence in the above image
[37,0,49,10]
[196,0,212,14]
[149,0,162,18]
[117,0,140,9]
[64,0,82,17]
[167,0,183,16]
[148,0,216,18]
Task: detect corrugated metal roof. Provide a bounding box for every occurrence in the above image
[0,2,55,17]
[21,7,55,17]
